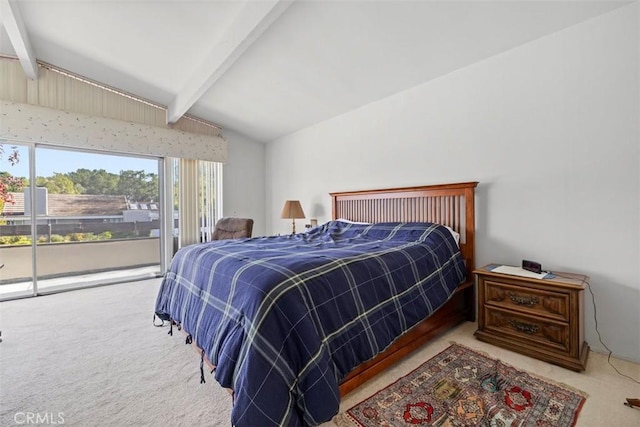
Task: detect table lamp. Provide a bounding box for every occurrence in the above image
[280,200,305,234]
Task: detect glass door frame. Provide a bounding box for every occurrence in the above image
[28,143,37,297]
[1,140,169,300]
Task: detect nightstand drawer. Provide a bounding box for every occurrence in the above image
[484,307,570,352]
[484,280,569,322]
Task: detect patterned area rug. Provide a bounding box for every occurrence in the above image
[338,344,587,427]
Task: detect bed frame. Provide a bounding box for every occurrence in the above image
[186,181,478,403]
[331,181,478,395]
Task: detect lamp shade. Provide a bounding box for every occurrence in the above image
[280,200,305,219]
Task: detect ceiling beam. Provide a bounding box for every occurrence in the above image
[167,0,294,124]
[0,0,38,80]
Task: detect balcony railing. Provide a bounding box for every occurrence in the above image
[0,237,161,283]
[1,219,161,239]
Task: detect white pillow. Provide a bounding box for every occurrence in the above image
[443,225,460,247]
[335,218,371,225]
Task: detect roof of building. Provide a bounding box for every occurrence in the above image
[2,192,23,215]
[2,192,128,216]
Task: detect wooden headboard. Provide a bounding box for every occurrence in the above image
[330,182,478,279]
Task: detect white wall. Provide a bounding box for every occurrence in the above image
[266,4,640,362]
[223,130,266,236]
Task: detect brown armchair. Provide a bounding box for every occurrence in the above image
[211,217,254,240]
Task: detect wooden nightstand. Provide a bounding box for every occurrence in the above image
[474,265,589,371]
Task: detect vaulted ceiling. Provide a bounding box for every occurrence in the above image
[0,0,631,143]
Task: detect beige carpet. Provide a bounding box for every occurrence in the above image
[1,279,638,426]
[0,279,233,426]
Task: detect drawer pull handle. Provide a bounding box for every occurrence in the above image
[508,292,538,307]
[508,320,540,334]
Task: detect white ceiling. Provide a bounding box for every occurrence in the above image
[0,0,631,143]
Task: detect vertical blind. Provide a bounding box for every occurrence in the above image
[199,161,223,243]
[178,159,223,247]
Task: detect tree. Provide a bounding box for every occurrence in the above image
[0,172,26,217]
[117,170,158,202]
[0,172,26,192]
[36,173,79,194]
[67,168,119,195]
[0,144,160,202]
[0,144,20,204]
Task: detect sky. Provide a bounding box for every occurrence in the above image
[1,145,158,178]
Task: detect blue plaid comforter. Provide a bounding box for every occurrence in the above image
[154,221,466,426]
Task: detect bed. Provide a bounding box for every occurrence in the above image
[154,181,478,426]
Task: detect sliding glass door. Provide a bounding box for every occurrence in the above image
[0,143,163,299]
